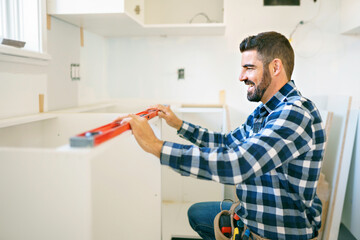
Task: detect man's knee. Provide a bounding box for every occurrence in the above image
[187,202,202,226]
[188,202,222,226]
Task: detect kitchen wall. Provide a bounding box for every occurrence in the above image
[0,65,47,119]
[78,30,109,106]
[0,17,108,118]
[106,0,360,124]
[46,17,80,110]
[47,18,109,109]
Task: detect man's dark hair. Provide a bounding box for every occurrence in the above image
[239,31,294,80]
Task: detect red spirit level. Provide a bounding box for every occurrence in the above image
[70,108,159,148]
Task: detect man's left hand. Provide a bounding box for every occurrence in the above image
[116,114,163,158]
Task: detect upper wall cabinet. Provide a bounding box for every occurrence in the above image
[341,0,360,35]
[47,0,225,37]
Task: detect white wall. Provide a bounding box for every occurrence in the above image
[79,30,109,106]
[46,17,80,110]
[47,17,109,110]
[0,17,109,118]
[0,70,47,119]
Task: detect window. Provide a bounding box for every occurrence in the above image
[0,0,49,61]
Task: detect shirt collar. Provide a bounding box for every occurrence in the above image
[256,80,297,117]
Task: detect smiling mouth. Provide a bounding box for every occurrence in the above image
[245,80,255,89]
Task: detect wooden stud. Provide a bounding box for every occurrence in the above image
[219,90,226,105]
[80,27,84,47]
[46,14,51,30]
[39,94,44,113]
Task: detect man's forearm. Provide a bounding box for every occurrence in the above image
[149,139,164,158]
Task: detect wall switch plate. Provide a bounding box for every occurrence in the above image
[178,68,185,80]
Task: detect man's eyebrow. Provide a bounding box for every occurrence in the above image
[242,64,256,68]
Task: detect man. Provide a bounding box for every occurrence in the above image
[119,31,325,240]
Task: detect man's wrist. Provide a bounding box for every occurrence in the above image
[152,139,164,158]
[176,120,183,131]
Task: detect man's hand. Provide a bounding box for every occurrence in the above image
[155,104,183,131]
[115,114,163,158]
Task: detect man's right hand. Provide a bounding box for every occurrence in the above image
[154,104,183,131]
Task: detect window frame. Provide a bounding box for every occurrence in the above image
[0,0,51,65]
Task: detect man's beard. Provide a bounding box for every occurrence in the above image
[246,68,271,102]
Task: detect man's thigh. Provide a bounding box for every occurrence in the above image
[188,201,233,228]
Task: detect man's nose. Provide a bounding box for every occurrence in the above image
[239,71,247,82]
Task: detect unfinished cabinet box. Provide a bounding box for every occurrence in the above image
[46,0,225,36]
[0,113,161,240]
[49,102,228,239]
[160,107,228,239]
[162,107,228,203]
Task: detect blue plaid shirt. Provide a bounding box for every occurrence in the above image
[160,81,325,240]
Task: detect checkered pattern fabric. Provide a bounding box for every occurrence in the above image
[160,81,325,240]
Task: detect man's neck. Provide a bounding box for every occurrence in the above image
[261,79,289,104]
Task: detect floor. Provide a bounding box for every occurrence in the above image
[170,238,202,240]
[338,223,357,240]
[162,202,201,240]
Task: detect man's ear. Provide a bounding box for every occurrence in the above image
[270,58,282,76]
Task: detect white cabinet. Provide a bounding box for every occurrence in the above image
[47,0,225,37]
[47,0,126,15]
[0,113,161,240]
[341,0,360,34]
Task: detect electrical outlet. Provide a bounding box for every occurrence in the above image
[178,68,185,80]
[70,63,80,81]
